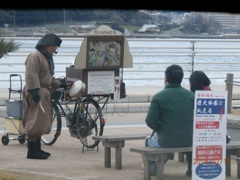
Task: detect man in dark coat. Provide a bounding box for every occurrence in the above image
[23,33,67,159]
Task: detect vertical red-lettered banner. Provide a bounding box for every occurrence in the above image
[192,90,227,180]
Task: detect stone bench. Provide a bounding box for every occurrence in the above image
[92,134,149,170]
[130,141,240,180]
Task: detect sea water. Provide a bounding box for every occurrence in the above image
[1,38,240,89]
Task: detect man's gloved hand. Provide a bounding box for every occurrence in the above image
[28,89,40,103]
[59,83,68,89]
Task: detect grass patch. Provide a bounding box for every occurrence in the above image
[46,25,72,33]
[0,171,65,180]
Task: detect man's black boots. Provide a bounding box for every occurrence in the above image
[27,140,48,159]
[36,138,51,157]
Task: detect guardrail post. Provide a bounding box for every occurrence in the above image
[190,41,196,73]
[225,73,234,113]
[236,158,240,179]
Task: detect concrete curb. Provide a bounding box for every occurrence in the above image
[0,94,152,117]
[1,93,240,117]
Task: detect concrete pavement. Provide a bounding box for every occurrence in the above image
[0,113,188,180]
[1,112,240,179]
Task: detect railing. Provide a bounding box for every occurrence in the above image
[225,73,240,113]
[125,39,240,87]
[1,37,240,89]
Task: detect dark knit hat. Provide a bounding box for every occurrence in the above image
[35,33,62,48]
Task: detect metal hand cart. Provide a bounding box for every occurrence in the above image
[1,74,25,145]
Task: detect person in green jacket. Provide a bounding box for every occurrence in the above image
[145,64,195,176]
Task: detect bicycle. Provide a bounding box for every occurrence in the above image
[41,80,112,149]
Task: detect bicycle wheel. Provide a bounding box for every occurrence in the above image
[76,98,104,149]
[41,101,62,145]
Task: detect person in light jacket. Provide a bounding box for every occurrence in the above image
[22,33,67,159]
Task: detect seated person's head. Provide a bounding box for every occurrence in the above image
[164,64,183,85]
[189,71,211,92]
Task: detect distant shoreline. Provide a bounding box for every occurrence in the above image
[3,33,240,39]
[2,26,240,39]
[128,33,240,39]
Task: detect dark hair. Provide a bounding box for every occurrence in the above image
[189,71,211,92]
[165,64,184,84]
